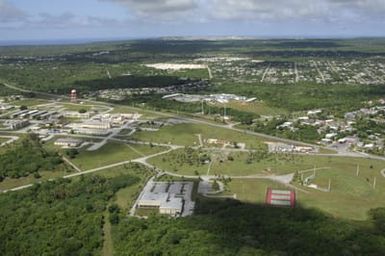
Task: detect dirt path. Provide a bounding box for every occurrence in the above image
[261,63,271,82]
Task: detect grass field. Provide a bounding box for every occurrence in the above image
[224,172,385,220]
[204,154,385,220]
[211,100,287,116]
[60,103,95,112]
[150,148,385,177]
[10,98,51,107]
[70,142,163,170]
[150,152,208,176]
[0,137,10,144]
[95,164,152,256]
[133,123,265,147]
[110,104,168,119]
[0,169,70,191]
[97,164,153,210]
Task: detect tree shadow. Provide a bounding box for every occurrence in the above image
[187,197,385,255]
[114,196,385,255]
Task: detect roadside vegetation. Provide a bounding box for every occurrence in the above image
[111,198,385,255]
[1,38,385,255]
[0,134,64,180]
[0,174,138,256]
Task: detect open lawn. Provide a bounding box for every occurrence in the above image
[0,169,70,191]
[60,103,95,112]
[10,98,51,107]
[0,137,10,144]
[172,68,210,80]
[211,100,287,116]
[225,179,287,204]
[110,104,168,119]
[149,148,385,178]
[133,123,265,148]
[297,166,385,220]
[148,150,209,175]
[97,164,153,211]
[225,171,385,220]
[70,142,163,170]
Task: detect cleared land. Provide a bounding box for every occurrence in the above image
[133,123,265,147]
[225,172,385,220]
[70,142,163,170]
[211,100,287,116]
[150,149,385,177]
[0,169,70,191]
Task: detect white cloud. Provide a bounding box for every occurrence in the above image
[24,12,122,29]
[207,0,385,21]
[1,0,384,37]
[101,0,385,23]
[0,0,27,22]
[102,0,197,16]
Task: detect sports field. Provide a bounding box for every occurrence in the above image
[224,172,385,220]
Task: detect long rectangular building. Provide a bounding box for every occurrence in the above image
[136,181,195,217]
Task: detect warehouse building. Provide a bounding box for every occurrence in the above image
[54,138,83,148]
[136,181,195,217]
[6,120,30,130]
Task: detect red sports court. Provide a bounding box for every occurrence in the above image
[265,188,296,208]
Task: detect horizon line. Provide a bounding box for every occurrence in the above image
[1,35,385,47]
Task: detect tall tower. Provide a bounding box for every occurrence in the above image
[70,89,77,102]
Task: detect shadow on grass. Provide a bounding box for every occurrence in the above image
[113,196,385,255]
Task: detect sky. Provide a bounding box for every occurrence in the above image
[0,0,385,42]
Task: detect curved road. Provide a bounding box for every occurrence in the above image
[2,79,385,194]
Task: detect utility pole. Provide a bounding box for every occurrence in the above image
[373,177,376,189]
[201,100,204,115]
[328,179,331,192]
[223,104,227,122]
[356,164,360,176]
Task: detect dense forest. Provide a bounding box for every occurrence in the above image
[1,172,385,255]
[0,174,138,256]
[217,82,385,116]
[251,118,322,143]
[0,134,63,180]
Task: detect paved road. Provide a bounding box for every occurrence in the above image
[2,78,385,195]
[3,184,34,193]
[2,81,64,99]
[381,169,385,178]
[132,145,183,169]
[64,145,180,179]
[62,156,82,172]
[0,79,363,156]
[0,135,19,147]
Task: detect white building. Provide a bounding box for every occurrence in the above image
[136,181,194,217]
[54,138,83,148]
[69,120,112,135]
[81,120,111,129]
[6,120,30,130]
[63,111,90,119]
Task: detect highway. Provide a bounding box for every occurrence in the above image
[1,79,385,194]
